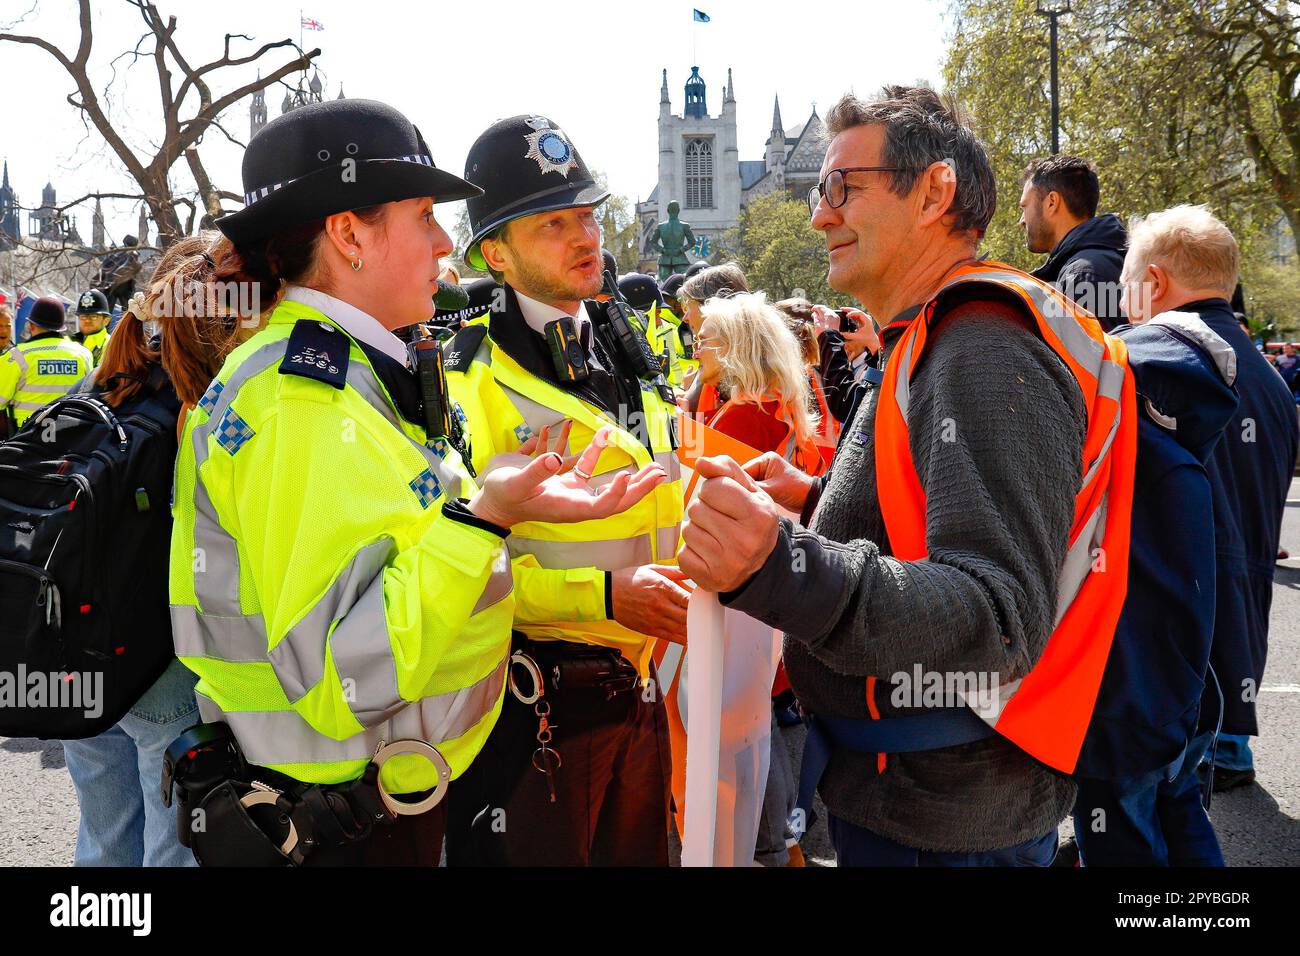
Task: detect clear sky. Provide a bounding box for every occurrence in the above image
[1,0,951,245]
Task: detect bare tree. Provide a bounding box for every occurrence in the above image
[0,0,319,248]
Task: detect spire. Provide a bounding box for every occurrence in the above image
[138,203,149,246]
[684,66,707,119]
[772,95,784,135]
[337,83,345,99]
[660,68,670,105]
[92,197,104,250]
[726,68,734,103]
[2,159,8,190]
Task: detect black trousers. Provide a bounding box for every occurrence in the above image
[445,667,673,867]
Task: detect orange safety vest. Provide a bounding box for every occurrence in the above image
[710,391,826,477]
[875,261,1138,774]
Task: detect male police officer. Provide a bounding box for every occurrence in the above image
[443,114,687,866]
[0,295,92,431]
[74,288,113,364]
[619,272,688,388]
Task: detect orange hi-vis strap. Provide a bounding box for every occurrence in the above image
[874,261,1138,774]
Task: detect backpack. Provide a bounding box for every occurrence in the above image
[1075,313,1239,780]
[0,366,181,738]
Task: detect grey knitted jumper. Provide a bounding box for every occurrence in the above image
[723,300,1087,852]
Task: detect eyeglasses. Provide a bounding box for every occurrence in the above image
[807,166,911,216]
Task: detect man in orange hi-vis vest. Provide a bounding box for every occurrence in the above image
[679,85,1138,867]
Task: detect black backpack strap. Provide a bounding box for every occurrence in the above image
[279,320,349,389]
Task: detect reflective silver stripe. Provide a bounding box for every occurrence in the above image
[271,538,395,703]
[1053,496,1108,628]
[654,449,681,482]
[473,559,514,614]
[23,383,76,393]
[11,399,49,411]
[190,341,286,616]
[1149,311,1237,385]
[195,652,508,767]
[954,271,1103,372]
[893,325,921,419]
[329,570,403,726]
[171,604,267,661]
[657,524,681,560]
[347,361,465,499]
[508,534,654,571]
[499,382,570,441]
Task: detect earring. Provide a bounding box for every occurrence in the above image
[350,257,363,272]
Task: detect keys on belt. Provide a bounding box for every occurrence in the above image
[508,642,640,804]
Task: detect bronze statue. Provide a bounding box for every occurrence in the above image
[648,200,696,279]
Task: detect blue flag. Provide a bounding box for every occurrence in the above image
[693,9,710,22]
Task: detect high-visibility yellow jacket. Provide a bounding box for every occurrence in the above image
[444,286,685,676]
[643,304,696,388]
[75,327,111,365]
[0,333,94,428]
[169,298,514,794]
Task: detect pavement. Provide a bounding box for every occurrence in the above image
[3,480,1300,867]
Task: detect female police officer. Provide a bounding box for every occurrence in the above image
[169,99,666,866]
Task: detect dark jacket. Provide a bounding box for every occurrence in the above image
[1076,313,1238,779]
[1032,213,1128,331]
[814,329,860,424]
[722,292,1085,852]
[1194,298,1298,736]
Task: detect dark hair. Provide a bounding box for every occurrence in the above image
[825,85,996,237]
[680,261,750,304]
[1021,155,1100,220]
[774,297,819,366]
[213,203,389,308]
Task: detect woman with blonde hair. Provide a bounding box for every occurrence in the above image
[694,291,824,476]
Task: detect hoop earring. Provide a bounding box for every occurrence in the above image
[350,257,363,272]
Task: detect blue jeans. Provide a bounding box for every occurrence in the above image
[61,661,199,867]
[1211,733,1254,772]
[828,815,1058,867]
[1074,730,1224,867]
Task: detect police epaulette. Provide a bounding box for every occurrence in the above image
[279,319,349,389]
[442,324,488,374]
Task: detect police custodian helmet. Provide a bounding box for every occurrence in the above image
[216,99,482,246]
[462,114,610,272]
[76,288,111,317]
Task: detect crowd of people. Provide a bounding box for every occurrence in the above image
[0,83,1293,869]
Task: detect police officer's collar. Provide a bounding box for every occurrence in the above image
[489,284,601,385]
[514,289,590,339]
[283,285,410,368]
[26,330,64,342]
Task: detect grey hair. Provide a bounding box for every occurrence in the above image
[680,261,750,303]
[825,85,996,237]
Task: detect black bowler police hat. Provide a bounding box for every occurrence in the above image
[217,99,481,246]
[462,114,609,272]
[76,288,111,316]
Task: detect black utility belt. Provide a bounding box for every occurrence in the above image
[508,635,639,701]
[161,722,449,866]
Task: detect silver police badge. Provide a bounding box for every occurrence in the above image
[524,126,577,178]
[80,292,96,309]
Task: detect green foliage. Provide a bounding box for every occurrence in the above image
[716,192,855,306]
[943,0,1298,316]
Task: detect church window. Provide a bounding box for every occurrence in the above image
[684,138,713,209]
